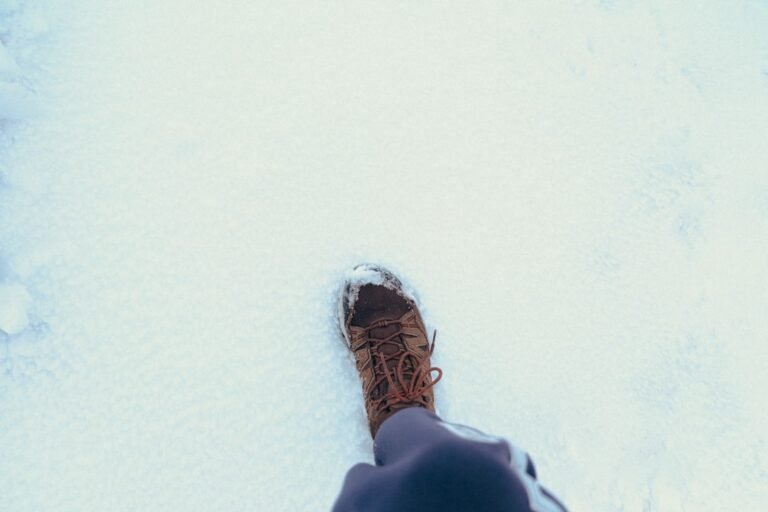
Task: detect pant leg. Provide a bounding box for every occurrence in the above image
[332,408,568,512]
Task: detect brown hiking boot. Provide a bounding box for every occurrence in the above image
[339,264,443,437]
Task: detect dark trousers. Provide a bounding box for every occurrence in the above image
[333,408,568,512]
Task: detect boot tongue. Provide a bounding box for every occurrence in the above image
[368,321,417,401]
[368,323,403,356]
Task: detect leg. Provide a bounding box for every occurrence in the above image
[333,408,568,512]
[334,265,568,511]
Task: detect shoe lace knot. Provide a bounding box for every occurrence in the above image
[363,318,443,415]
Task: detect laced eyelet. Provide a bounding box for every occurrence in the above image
[363,322,443,415]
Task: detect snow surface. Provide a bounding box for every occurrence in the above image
[1,1,768,511]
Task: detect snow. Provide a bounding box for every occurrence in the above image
[346,265,388,288]
[1,1,767,511]
[0,282,30,334]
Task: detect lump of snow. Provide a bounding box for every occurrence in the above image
[0,283,32,335]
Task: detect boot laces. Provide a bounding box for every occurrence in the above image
[363,318,443,415]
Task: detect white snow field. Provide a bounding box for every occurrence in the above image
[1,1,768,510]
